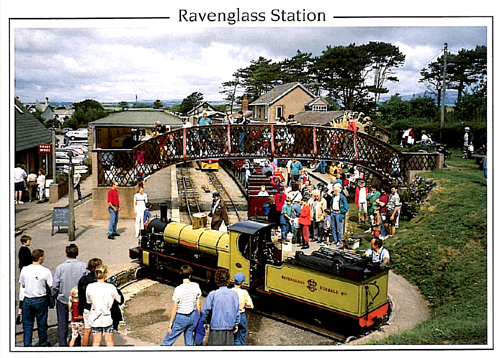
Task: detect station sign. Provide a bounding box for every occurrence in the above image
[38,143,52,154]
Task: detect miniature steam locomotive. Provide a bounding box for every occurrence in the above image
[129,217,389,329]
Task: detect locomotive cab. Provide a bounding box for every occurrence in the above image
[227,221,279,289]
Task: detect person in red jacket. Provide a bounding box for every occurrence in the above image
[274,186,287,217]
[298,199,311,249]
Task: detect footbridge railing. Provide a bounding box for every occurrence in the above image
[93,124,442,187]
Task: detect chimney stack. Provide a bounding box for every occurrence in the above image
[242,97,248,112]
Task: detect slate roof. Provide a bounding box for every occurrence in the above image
[249,82,315,106]
[15,99,53,153]
[90,109,183,128]
[293,111,344,126]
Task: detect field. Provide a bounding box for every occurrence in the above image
[352,150,489,345]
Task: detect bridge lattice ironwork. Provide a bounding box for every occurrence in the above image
[94,124,440,187]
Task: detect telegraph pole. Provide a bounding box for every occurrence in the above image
[68,152,75,241]
[440,43,448,141]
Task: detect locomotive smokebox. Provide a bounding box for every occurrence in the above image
[159,203,169,222]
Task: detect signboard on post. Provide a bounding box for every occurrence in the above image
[52,207,69,236]
[38,143,52,154]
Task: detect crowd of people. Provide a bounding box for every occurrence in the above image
[254,158,401,249]
[17,241,123,347]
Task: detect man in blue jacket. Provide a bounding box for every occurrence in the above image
[330,185,349,246]
[201,269,240,346]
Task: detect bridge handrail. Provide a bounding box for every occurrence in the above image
[93,124,441,187]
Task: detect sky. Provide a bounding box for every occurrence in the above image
[8,9,490,106]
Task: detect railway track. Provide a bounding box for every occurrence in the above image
[203,169,241,222]
[176,163,202,225]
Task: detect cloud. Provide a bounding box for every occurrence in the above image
[13,25,487,103]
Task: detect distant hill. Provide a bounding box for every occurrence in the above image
[380,90,458,106]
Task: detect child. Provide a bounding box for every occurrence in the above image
[17,235,32,324]
[372,207,382,238]
[322,209,333,246]
[68,286,84,347]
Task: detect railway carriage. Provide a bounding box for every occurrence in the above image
[129,218,390,330]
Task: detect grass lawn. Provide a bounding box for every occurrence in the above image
[349,150,489,345]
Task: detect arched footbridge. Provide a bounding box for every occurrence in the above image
[93,124,444,188]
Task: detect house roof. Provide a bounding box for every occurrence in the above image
[15,100,53,153]
[293,111,344,126]
[90,110,183,128]
[306,97,329,107]
[249,82,315,106]
[187,101,217,116]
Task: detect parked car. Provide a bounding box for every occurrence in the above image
[61,128,73,134]
[55,151,84,165]
[65,129,88,140]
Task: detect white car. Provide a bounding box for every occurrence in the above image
[55,152,84,165]
[65,129,88,140]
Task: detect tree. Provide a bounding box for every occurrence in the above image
[179,92,203,114]
[72,99,108,127]
[313,44,372,110]
[238,57,282,101]
[447,45,487,104]
[363,42,405,109]
[119,101,129,110]
[419,60,446,108]
[220,72,241,113]
[153,99,163,109]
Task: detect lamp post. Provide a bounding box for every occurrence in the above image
[67,151,75,241]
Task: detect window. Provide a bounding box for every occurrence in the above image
[276,106,283,119]
[312,104,327,112]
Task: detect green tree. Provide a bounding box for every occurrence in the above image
[377,94,411,125]
[419,59,446,108]
[220,71,240,113]
[238,57,282,101]
[72,99,108,127]
[153,99,163,109]
[447,45,487,104]
[119,101,129,110]
[313,44,372,111]
[363,41,406,109]
[179,92,203,114]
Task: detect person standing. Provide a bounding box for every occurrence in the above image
[463,126,474,158]
[17,235,32,325]
[107,181,120,240]
[231,272,253,346]
[133,186,148,238]
[36,169,46,203]
[280,199,293,243]
[68,287,84,347]
[355,180,369,224]
[14,163,27,204]
[298,199,311,249]
[289,158,303,182]
[19,249,53,347]
[201,269,240,346]
[310,190,327,243]
[74,172,82,203]
[52,244,87,347]
[160,265,202,346]
[86,265,123,347]
[77,258,103,346]
[384,186,401,237]
[209,192,229,230]
[27,171,37,202]
[330,186,349,247]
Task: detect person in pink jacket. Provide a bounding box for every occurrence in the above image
[355,180,369,224]
[298,199,311,249]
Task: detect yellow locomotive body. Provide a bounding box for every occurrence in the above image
[130,219,389,329]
